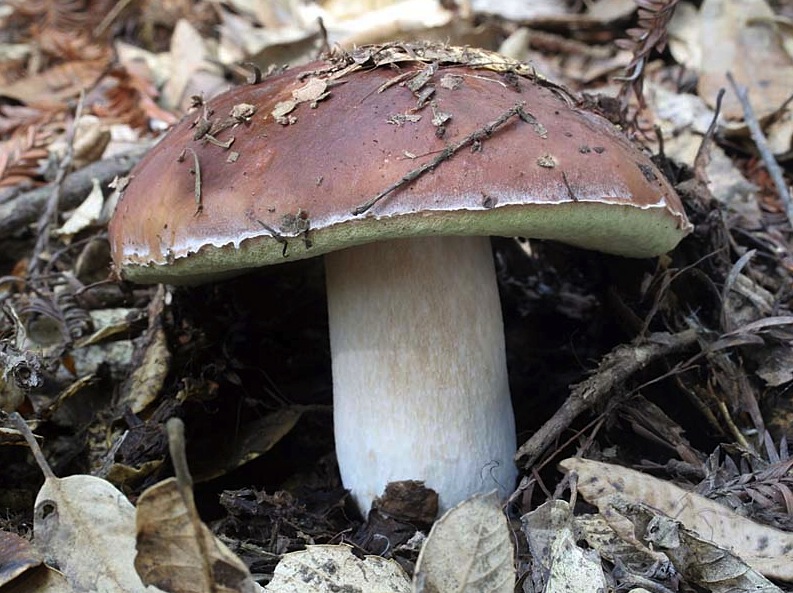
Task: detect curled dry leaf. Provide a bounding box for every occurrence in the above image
[162,19,225,112]
[264,544,410,593]
[55,178,105,240]
[48,114,111,169]
[414,491,515,593]
[622,503,784,593]
[559,457,793,581]
[190,406,305,483]
[520,500,607,593]
[118,285,170,414]
[0,529,41,585]
[135,478,260,593]
[1,565,75,593]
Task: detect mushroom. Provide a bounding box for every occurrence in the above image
[108,44,692,515]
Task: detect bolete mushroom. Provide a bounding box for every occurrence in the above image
[108,43,692,515]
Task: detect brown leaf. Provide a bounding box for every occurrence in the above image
[560,457,793,581]
[697,0,793,120]
[1,60,109,107]
[0,529,41,586]
[135,478,259,593]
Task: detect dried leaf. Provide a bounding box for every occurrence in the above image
[55,178,105,239]
[119,286,171,414]
[573,513,664,573]
[2,565,75,593]
[0,529,41,585]
[316,0,453,48]
[697,0,793,120]
[162,19,225,111]
[560,457,793,581]
[264,544,410,593]
[49,114,110,169]
[135,478,260,593]
[520,500,607,593]
[33,474,151,592]
[291,77,328,103]
[414,491,515,593]
[622,503,784,592]
[1,60,108,106]
[191,407,304,482]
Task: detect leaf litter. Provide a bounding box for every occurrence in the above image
[1,1,792,592]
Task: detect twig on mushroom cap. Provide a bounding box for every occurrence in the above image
[352,102,528,215]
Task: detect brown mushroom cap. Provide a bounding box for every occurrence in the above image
[109,44,691,284]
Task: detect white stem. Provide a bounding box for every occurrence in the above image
[325,236,517,515]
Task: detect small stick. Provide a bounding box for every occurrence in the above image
[203,134,234,149]
[257,219,289,257]
[352,102,527,215]
[561,171,578,202]
[183,148,203,215]
[726,73,793,229]
[29,92,85,276]
[515,329,700,468]
[9,412,56,479]
[694,88,724,185]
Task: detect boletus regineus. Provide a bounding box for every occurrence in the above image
[109,43,692,515]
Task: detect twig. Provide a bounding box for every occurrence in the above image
[9,412,56,479]
[693,88,724,185]
[352,102,527,215]
[515,329,700,468]
[93,0,133,36]
[0,145,149,237]
[256,219,289,256]
[182,148,203,215]
[727,72,793,229]
[28,93,85,277]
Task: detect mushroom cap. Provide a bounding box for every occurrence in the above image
[109,44,692,284]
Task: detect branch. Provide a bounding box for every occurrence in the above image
[515,329,700,469]
[726,73,793,230]
[0,145,150,238]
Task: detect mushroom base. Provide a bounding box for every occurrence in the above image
[325,235,517,515]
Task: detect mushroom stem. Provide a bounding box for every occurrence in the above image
[325,235,517,515]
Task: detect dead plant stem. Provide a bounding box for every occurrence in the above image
[29,92,85,277]
[515,329,700,468]
[727,73,793,229]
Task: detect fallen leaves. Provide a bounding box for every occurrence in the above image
[521,500,607,593]
[264,545,411,593]
[1,1,792,592]
[691,0,793,121]
[1,60,109,108]
[414,492,515,593]
[560,457,793,581]
[34,474,148,593]
[5,413,265,593]
[136,478,259,593]
[265,492,515,593]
